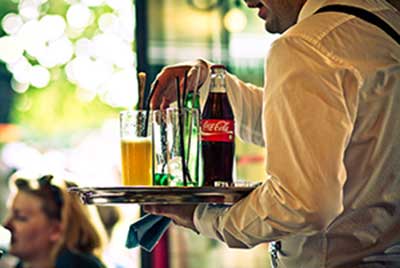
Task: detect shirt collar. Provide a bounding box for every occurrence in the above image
[298,0,332,22]
[298,0,379,22]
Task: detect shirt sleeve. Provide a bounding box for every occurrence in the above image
[194,36,359,248]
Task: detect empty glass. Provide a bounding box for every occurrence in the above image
[152,108,201,186]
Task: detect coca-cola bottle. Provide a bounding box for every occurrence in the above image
[201,64,235,186]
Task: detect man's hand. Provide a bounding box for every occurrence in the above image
[143,204,198,232]
[150,59,209,109]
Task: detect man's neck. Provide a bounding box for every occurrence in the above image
[386,0,400,11]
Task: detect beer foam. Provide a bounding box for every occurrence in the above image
[121,137,152,143]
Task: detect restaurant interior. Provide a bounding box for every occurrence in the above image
[0,0,280,267]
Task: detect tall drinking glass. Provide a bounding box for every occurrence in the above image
[166,107,201,186]
[152,109,171,186]
[120,110,152,186]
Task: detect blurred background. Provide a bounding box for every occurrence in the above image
[0,0,279,267]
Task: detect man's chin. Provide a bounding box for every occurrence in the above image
[265,23,285,34]
[265,24,277,34]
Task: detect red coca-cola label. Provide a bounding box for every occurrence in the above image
[201,119,235,142]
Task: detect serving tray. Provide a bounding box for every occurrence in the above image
[68,186,257,205]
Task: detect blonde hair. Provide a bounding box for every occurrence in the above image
[9,172,106,260]
[61,181,105,256]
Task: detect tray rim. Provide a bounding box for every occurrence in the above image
[68,185,257,205]
[68,185,256,191]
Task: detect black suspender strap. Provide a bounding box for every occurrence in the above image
[315,5,400,45]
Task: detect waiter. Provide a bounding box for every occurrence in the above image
[146,0,400,267]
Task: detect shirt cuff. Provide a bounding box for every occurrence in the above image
[193,204,231,240]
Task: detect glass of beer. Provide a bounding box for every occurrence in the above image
[120,110,152,186]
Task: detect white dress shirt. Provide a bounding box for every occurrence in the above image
[194,0,400,267]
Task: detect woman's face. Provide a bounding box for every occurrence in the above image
[3,191,61,261]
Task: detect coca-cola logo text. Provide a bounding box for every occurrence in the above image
[202,121,232,133]
[201,119,234,142]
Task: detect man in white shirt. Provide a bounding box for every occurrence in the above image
[145,0,400,267]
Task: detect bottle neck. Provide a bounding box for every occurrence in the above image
[209,87,226,93]
[209,67,226,93]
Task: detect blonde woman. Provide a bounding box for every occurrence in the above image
[3,174,106,268]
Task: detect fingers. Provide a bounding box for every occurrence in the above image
[143,204,198,231]
[143,204,196,219]
[143,204,185,216]
[160,97,172,110]
[185,66,201,93]
[149,65,189,109]
[149,61,209,109]
[143,204,167,215]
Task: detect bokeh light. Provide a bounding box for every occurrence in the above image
[0,36,24,63]
[224,8,247,33]
[11,79,30,94]
[0,0,136,108]
[100,67,138,108]
[1,13,24,35]
[66,4,93,30]
[39,15,66,41]
[29,65,50,88]
[7,57,31,84]
[82,0,105,7]
[18,0,41,20]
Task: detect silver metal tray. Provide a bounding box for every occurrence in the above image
[68,186,257,205]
